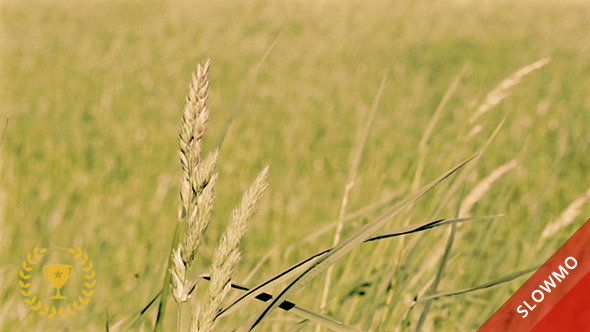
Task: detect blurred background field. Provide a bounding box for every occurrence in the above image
[1,0,589,330]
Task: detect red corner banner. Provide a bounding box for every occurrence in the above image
[478,218,590,331]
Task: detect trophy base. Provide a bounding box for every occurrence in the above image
[50,295,67,300]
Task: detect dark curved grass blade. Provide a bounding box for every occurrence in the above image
[416,264,540,302]
[248,155,477,330]
[367,215,499,242]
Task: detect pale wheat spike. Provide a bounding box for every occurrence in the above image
[182,171,218,266]
[170,245,190,303]
[179,59,212,220]
[465,124,484,141]
[192,149,219,196]
[470,57,550,123]
[190,304,204,331]
[195,166,269,331]
[177,60,219,268]
[172,60,217,315]
[541,187,590,240]
[461,159,518,217]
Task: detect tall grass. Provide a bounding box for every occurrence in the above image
[147,56,544,331]
[2,0,590,331]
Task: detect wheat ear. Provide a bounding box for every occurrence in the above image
[192,166,269,332]
[170,60,218,308]
[470,57,550,123]
[460,159,519,217]
[541,187,590,240]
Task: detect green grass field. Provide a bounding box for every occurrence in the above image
[1,0,590,330]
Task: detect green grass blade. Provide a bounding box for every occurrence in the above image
[153,222,180,332]
[106,307,110,332]
[290,306,362,332]
[249,155,477,330]
[415,183,465,331]
[416,264,540,302]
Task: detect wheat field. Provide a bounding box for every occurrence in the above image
[1,0,590,331]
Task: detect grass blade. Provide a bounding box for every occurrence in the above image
[0,115,9,150]
[412,64,467,190]
[415,184,465,331]
[106,307,110,332]
[367,215,499,242]
[249,155,477,330]
[153,223,180,332]
[416,265,540,302]
[212,33,282,150]
[291,306,362,332]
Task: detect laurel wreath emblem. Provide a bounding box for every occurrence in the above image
[19,246,97,318]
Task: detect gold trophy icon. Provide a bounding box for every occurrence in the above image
[43,264,73,299]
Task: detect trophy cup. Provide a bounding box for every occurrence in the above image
[43,264,73,299]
